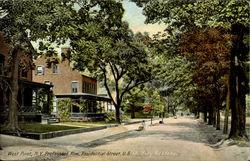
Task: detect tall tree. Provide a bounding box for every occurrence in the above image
[0,0,84,131]
[71,18,155,122]
[134,0,249,140]
[123,85,146,119]
[179,27,231,129]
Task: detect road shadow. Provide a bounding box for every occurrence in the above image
[77,121,220,148]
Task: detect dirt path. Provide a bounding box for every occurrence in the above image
[60,117,235,161]
[0,117,248,161]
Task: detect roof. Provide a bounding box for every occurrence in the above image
[1,76,53,88]
[21,79,53,88]
[55,93,112,102]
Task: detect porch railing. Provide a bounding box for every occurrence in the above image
[18,106,42,113]
[70,113,106,120]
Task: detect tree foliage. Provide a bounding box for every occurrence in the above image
[71,19,155,122]
[134,0,249,139]
[0,0,78,131]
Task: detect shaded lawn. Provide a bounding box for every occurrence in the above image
[61,121,118,127]
[132,112,153,118]
[18,123,81,133]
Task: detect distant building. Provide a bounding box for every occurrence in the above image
[0,34,53,123]
[33,48,112,121]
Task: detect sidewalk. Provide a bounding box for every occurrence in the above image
[1,118,158,140]
[0,119,161,161]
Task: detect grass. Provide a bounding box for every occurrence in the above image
[133,112,153,118]
[0,121,118,134]
[60,121,118,127]
[18,123,81,133]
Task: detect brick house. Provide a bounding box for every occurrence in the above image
[0,34,53,123]
[33,48,112,120]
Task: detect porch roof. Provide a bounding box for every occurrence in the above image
[1,76,53,89]
[55,93,111,102]
[21,80,53,88]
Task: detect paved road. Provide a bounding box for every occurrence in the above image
[0,117,242,161]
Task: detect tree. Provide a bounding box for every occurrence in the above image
[0,0,78,132]
[71,16,155,122]
[0,0,109,131]
[179,27,231,129]
[134,0,249,140]
[123,85,146,119]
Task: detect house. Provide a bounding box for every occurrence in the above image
[32,48,112,121]
[0,34,53,123]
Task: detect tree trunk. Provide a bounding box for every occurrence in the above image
[115,106,121,123]
[212,105,216,127]
[229,24,248,140]
[196,111,200,119]
[172,107,175,116]
[216,109,220,130]
[6,46,23,132]
[203,107,207,123]
[131,103,135,119]
[208,106,213,125]
[223,77,230,134]
[238,65,247,138]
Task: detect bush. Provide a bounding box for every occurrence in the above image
[134,112,152,118]
[105,111,130,123]
[105,111,116,122]
[58,98,72,119]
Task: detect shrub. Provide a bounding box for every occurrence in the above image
[105,111,130,123]
[58,98,72,119]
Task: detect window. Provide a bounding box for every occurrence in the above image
[37,66,44,75]
[53,64,58,74]
[92,84,95,94]
[93,85,96,94]
[83,82,87,93]
[72,82,78,93]
[21,68,27,78]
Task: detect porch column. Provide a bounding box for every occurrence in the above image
[106,101,108,112]
[91,101,94,112]
[46,88,51,114]
[35,88,40,111]
[87,100,89,112]
[79,98,82,113]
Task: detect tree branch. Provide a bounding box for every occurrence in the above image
[99,66,116,107]
[109,62,117,81]
[120,78,151,104]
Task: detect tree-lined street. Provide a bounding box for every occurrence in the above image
[0,1,249,160]
[1,117,249,161]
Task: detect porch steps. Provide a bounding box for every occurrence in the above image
[41,114,60,124]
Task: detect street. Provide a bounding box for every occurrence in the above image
[0,117,249,161]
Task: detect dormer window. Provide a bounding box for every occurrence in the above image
[37,66,44,75]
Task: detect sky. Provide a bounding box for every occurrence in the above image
[122,0,166,37]
[32,1,165,50]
